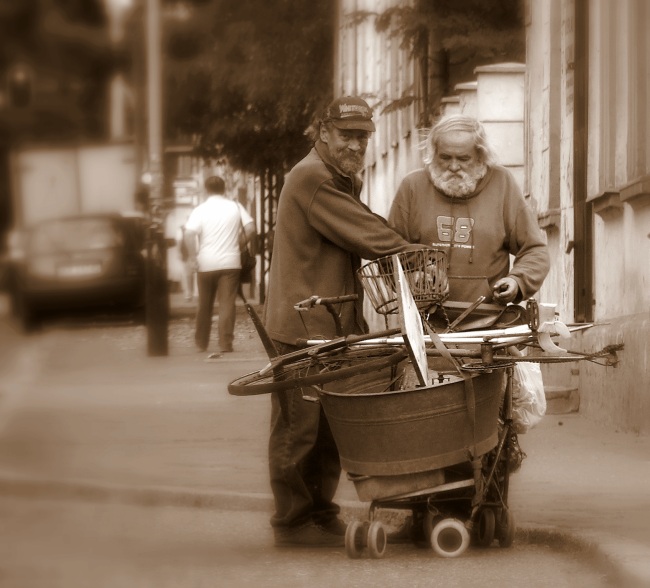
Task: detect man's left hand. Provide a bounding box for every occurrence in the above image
[492,277,519,304]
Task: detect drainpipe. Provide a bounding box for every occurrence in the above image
[572,0,593,323]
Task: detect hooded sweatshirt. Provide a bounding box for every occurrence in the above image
[388,165,550,303]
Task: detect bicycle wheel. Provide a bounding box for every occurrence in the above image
[228,346,407,396]
[264,327,401,375]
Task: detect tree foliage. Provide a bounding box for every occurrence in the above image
[374,0,525,122]
[164,0,335,175]
[163,0,523,172]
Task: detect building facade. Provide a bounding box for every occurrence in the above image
[526,0,649,433]
[336,0,650,433]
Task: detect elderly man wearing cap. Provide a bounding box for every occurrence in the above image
[264,96,418,547]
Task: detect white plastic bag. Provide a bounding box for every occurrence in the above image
[511,362,546,433]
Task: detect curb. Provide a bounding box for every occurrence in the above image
[2,473,649,586]
[518,525,650,588]
[0,473,273,513]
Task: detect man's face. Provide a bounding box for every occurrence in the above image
[320,125,370,175]
[429,130,487,197]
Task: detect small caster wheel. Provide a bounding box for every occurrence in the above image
[367,521,387,559]
[497,508,516,548]
[345,520,366,559]
[475,508,496,547]
[430,518,470,558]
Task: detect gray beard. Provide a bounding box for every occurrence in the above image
[334,150,365,176]
[429,163,487,198]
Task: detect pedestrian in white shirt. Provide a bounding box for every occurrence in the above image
[184,175,256,354]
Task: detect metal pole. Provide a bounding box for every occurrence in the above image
[145,0,169,356]
[147,0,162,180]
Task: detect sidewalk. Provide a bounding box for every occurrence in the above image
[0,294,649,586]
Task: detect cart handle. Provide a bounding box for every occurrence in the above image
[293,294,358,310]
[293,294,359,337]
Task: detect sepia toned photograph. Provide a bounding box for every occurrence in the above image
[0,1,648,586]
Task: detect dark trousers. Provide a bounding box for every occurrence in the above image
[195,269,240,352]
[268,341,342,531]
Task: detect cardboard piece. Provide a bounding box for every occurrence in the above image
[393,254,429,386]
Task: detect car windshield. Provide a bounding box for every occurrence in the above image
[29,218,124,254]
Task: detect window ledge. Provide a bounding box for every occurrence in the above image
[591,176,650,218]
[592,191,623,218]
[538,208,562,229]
[620,176,650,206]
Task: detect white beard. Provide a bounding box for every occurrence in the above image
[430,162,487,198]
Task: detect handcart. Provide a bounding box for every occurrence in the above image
[228,248,621,559]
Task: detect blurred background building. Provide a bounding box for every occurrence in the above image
[0,0,257,292]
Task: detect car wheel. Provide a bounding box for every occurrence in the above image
[17,301,42,333]
[131,304,146,325]
[14,292,41,332]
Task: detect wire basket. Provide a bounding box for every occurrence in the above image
[357,248,449,315]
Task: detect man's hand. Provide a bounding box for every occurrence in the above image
[492,277,519,304]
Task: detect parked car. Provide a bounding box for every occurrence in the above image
[7,213,147,330]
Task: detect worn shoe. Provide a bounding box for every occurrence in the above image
[274,523,345,547]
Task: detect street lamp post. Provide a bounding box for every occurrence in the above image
[144,0,169,356]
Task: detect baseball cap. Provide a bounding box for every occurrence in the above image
[324,96,376,132]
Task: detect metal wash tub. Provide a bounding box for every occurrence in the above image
[318,363,505,500]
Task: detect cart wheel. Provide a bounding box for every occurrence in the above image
[475,508,496,547]
[345,521,366,559]
[497,508,516,548]
[430,518,470,558]
[367,521,387,559]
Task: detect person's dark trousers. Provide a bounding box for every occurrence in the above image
[195,269,240,352]
[268,341,342,533]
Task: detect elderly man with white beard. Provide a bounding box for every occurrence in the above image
[388,114,549,312]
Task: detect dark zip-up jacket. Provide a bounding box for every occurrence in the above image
[264,141,413,345]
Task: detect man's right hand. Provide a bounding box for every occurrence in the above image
[492,277,518,304]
